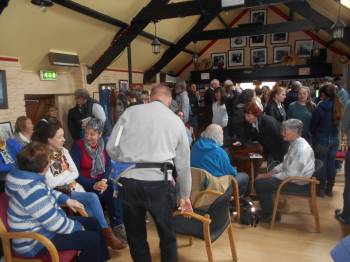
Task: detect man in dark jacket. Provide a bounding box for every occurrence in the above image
[284,81,301,111]
[68,89,108,140]
[203,79,220,127]
[187,84,199,129]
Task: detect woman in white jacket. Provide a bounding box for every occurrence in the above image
[212,87,228,128]
[31,122,125,250]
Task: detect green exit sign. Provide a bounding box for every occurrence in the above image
[40,70,57,81]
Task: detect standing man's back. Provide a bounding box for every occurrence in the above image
[107,84,192,262]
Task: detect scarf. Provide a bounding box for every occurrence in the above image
[49,149,70,177]
[84,138,105,178]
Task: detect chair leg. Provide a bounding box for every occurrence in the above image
[309,199,314,215]
[232,178,240,223]
[203,223,214,262]
[270,192,281,229]
[227,224,238,261]
[310,196,321,233]
[189,237,193,246]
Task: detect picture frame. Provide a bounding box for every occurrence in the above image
[251,9,267,25]
[0,121,13,140]
[119,80,129,94]
[295,39,314,58]
[228,49,244,67]
[230,36,246,48]
[0,70,8,109]
[249,35,266,47]
[271,32,289,44]
[251,48,267,65]
[211,53,227,69]
[273,46,291,63]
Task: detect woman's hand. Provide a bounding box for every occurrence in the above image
[66,199,85,213]
[93,179,108,193]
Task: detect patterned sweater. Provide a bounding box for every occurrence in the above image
[6,168,82,257]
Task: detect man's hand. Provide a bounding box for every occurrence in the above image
[178,198,193,213]
[66,199,85,213]
[256,172,273,180]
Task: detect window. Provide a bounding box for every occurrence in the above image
[341,0,350,9]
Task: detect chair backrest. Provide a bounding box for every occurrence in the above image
[190,167,232,208]
[207,185,233,235]
[0,193,9,233]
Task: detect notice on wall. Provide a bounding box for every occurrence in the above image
[222,0,244,7]
[201,73,210,80]
[298,67,310,76]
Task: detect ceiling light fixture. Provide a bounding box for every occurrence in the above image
[151,20,161,55]
[192,41,199,64]
[31,0,53,12]
[331,0,347,39]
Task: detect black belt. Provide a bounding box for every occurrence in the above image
[134,162,174,182]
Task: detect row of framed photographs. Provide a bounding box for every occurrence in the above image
[230,33,289,48]
[212,41,314,68]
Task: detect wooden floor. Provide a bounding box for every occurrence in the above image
[110,181,347,262]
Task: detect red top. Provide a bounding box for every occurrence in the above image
[76,139,107,181]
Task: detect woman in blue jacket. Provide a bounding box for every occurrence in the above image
[310,83,343,196]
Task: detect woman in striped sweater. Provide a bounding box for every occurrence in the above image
[6,142,110,261]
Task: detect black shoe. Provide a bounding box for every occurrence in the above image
[335,209,350,225]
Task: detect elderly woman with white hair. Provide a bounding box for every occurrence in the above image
[254,118,315,222]
[70,118,127,246]
[191,124,249,195]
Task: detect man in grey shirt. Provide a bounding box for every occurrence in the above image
[107,84,192,262]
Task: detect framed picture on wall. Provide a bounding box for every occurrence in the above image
[211,53,226,69]
[230,36,246,48]
[119,80,129,94]
[295,39,314,58]
[271,32,289,44]
[273,46,291,63]
[0,121,13,141]
[228,49,244,67]
[251,9,267,24]
[251,48,267,65]
[249,35,266,47]
[0,70,8,109]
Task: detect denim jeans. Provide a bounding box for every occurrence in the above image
[342,149,350,223]
[48,217,110,262]
[314,136,339,192]
[70,191,108,228]
[235,172,249,196]
[118,178,178,262]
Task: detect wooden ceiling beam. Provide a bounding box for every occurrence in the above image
[51,0,193,55]
[143,6,222,83]
[134,0,306,21]
[85,0,171,84]
[191,20,328,41]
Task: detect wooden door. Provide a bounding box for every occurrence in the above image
[24,95,55,125]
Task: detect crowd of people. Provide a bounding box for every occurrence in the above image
[0,76,349,261]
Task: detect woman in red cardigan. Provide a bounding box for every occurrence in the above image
[70,118,127,245]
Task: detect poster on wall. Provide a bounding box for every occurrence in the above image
[251,48,267,65]
[228,50,244,67]
[230,36,246,48]
[271,32,289,44]
[0,70,8,109]
[251,9,267,24]
[249,35,266,47]
[211,53,226,69]
[119,80,129,94]
[273,46,291,63]
[295,40,314,58]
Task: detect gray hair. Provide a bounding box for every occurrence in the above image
[201,124,223,146]
[291,81,302,91]
[74,88,90,100]
[86,118,104,134]
[282,119,303,136]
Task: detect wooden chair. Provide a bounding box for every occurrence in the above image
[0,193,87,262]
[270,159,323,232]
[173,186,237,262]
[190,167,240,222]
[336,134,348,161]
